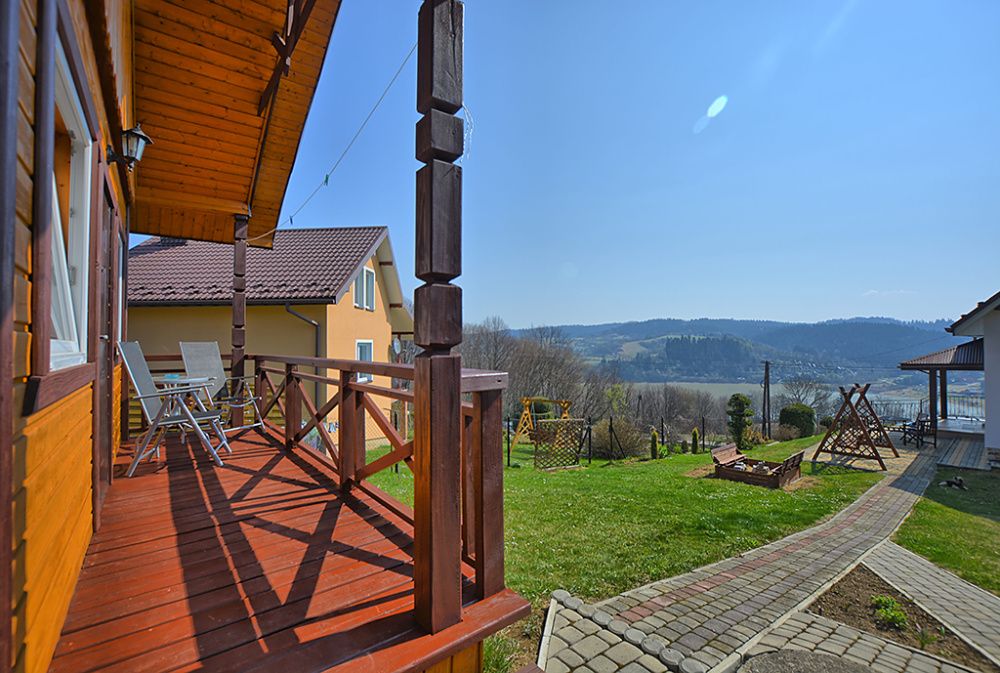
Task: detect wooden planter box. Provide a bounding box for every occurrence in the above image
[711,444,803,489]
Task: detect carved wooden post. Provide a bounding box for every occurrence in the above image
[231,214,249,428]
[413,0,464,634]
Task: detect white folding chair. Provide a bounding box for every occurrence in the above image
[180,341,264,434]
[120,341,232,477]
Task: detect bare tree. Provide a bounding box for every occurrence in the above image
[778,377,835,417]
[461,315,515,372]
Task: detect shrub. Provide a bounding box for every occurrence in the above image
[649,429,659,460]
[680,439,689,454]
[779,403,816,439]
[773,424,801,441]
[819,415,835,430]
[726,394,754,449]
[591,417,645,459]
[691,428,700,454]
[743,427,765,447]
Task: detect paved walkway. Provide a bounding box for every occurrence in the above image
[865,541,1000,668]
[744,610,979,673]
[541,447,938,673]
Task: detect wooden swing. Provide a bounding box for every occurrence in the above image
[813,383,899,471]
[509,396,573,448]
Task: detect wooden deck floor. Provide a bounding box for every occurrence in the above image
[50,430,527,673]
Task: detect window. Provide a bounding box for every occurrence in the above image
[353,267,376,311]
[49,40,93,370]
[355,340,374,383]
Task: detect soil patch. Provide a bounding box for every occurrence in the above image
[810,565,998,672]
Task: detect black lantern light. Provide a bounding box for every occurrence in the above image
[108,123,153,170]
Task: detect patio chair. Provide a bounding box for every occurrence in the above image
[119,341,231,477]
[180,341,264,434]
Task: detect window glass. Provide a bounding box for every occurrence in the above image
[353,273,363,308]
[49,41,92,370]
[356,340,374,383]
[364,267,375,311]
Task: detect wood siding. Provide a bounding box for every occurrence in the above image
[10,0,126,671]
[420,643,482,673]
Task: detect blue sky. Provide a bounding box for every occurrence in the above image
[262,1,999,327]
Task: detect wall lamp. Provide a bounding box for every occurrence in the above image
[107,123,153,170]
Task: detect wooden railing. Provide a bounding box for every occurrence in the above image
[252,354,509,610]
[125,351,509,616]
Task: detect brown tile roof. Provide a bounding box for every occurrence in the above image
[128,227,387,305]
[899,338,983,371]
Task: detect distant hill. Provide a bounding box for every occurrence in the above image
[516,317,959,383]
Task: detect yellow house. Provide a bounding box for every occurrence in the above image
[126,227,413,448]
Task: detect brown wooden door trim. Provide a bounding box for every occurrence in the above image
[91,171,120,531]
[0,0,20,665]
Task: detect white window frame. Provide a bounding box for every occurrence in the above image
[355,339,374,383]
[353,266,376,312]
[49,40,93,371]
[115,232,125,343]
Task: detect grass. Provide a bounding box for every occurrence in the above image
[366,435,882,671]
[894,466,1000,597]
[368,435,881,602]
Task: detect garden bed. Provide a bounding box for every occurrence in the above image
[810,565,998,672]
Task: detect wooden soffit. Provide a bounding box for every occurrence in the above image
[130,0,341,247]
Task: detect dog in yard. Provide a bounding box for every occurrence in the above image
[938,476,967,490]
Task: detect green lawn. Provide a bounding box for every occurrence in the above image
[368,435,882,603]
[894,467,1000,597]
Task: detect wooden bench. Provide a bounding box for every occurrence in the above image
[711,444,804,489]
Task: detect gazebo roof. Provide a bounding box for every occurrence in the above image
[899,338,984,371]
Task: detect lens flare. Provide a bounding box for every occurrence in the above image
[707,95,728,118]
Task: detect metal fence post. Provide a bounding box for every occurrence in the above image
[505,416,511,467]
[587,416,593,464]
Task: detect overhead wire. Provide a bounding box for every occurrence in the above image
[248,41,418,244]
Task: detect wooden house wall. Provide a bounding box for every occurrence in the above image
[10,1,129,671]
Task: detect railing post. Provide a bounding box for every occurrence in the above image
[284,363,299,451]
[472,389,504,599]
[339,370,357,489]
[253,357,263,424]
[413,0,465,635]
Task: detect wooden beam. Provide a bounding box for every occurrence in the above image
[136,187,250,216]
[257,0,319,115]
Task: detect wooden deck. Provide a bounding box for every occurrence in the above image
[49,429,527,673]
[937,435,990,471]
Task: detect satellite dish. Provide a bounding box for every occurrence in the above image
[392,337,401,355]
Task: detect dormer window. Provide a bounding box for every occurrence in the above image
[353,267,375,311]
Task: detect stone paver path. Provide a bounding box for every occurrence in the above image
[541,447,938,672]
[745,610,979,673]
[865,541,1000,667]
